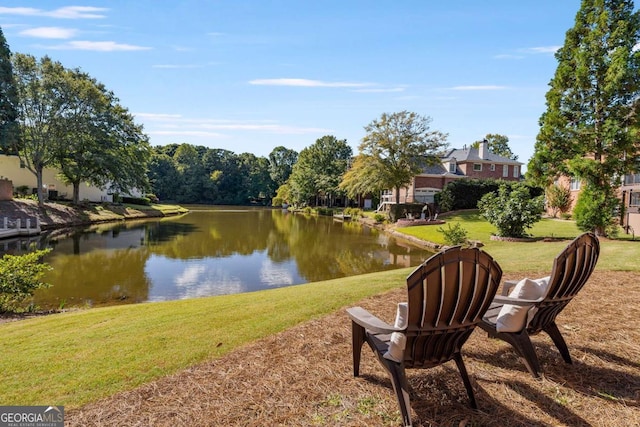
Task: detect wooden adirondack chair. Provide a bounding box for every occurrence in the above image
[347,246,502,427]
[479,232,600,378]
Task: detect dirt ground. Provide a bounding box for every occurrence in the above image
[65,270,640,427]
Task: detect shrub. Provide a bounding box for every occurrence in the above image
[145,193,160,204]
[14,185,30,197]
[573,184,619,236]
[437,179,544,213]
[478,183,544,238]
[437,223,469,246]
[343,207,363,218]
[546,184,572,217]
[0,249,52,313]
[373,213,386,223]
[121,196,151,206]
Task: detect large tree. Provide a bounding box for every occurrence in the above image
[341,111,448,204]
[528,0,640,235]
[54,69,150,204]
[0,26,18,153]
[268,146,298,188]
[12,54,69,205]
[288,135,352,206]
[472,134,518,160]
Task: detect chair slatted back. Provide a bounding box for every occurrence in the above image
[404,246,502,368]
[528,232,600,333]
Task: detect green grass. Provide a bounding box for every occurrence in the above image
[3,209,639,408]
[0,268,410,407]
[397,211,640,272]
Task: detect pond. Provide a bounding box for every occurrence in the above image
[2,207,435,310]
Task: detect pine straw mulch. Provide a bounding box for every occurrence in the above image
[66,270,640,427]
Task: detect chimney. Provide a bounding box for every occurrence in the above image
[479,139,488,159]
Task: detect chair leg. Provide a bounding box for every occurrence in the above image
[384,360,413,427]
[544,322,572,364]
[453,353,477,409]
[351,321,366,377]
[500,330,543,378]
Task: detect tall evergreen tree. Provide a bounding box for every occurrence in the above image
[0,26,18,153]
[528,0,640,235]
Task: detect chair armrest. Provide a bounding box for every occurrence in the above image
[346,307,403,334]
[501,280,519,296]
[492,295,543,306]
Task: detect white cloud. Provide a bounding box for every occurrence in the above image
[48,40,151,51]
[451,85,507,91]
[140,115,332,137]
[49,6,107,19]
[19,26,78,39]
[249,78,372,88]
[0,6,107,19]
[523,46,560,54]
[148,130,227,138]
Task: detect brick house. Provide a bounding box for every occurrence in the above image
[621,172,640,234]
[547,171,640,235]
[380,140,523,208]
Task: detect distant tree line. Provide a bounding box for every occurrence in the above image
[147,144,298,205]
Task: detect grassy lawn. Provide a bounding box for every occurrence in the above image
[2,210,639,409]
[0,268,410,407]
[396,210,640,271]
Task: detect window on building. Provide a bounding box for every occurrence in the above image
[490,164,495,171]
[503,164,509,177]
[449,162,456,173]
[570,178,581,191]
[19,160,25,169]
[473,163,482,171]
[513,165,519,178]
[631,192,640,206]
[625,173,640,185]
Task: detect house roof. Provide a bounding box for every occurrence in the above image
[417,159,465,177]
[442,146,523,165]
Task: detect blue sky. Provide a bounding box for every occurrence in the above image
[1,1,593,167]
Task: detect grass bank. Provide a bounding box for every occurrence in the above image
[396,211,640,271]
[0,268,410,407]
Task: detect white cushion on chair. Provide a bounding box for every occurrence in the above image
[383,302,408,362]
[496,277,550,333]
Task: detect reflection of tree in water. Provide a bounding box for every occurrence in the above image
[271,212,434,282]
[142,221,198,245]
[35,248,151,310]
[266,210,293,262]
[149,210,275,259]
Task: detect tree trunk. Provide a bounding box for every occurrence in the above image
[36,166,44,207]
[395,186,401,205]
[73,182,80,205]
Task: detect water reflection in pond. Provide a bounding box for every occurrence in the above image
[3,207,435,310]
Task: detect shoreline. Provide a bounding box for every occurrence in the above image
[0,199,188,231]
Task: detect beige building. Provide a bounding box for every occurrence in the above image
[0,154,113,202]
